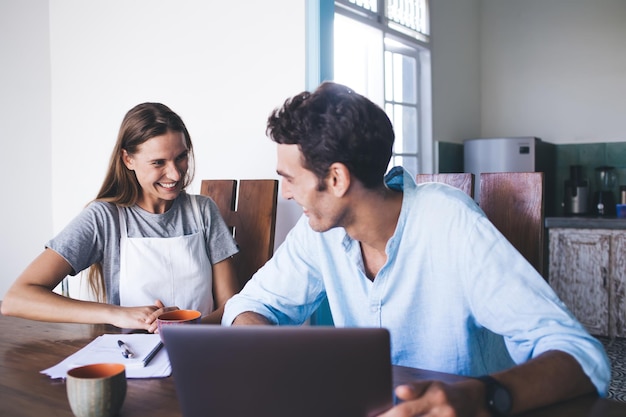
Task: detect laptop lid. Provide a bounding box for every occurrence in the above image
[162,325,393,417]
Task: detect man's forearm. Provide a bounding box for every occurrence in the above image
[494,350,596,414]
[231,311,273,325]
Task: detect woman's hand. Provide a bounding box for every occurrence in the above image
[112,299,179,332]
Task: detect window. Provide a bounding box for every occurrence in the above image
[333,0,432,175]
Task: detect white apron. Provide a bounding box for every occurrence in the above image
[118,196,214,316]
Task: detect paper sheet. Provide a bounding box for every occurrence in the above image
[41,333,171,379]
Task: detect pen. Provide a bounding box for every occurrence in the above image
[117,340,135,359]
[142,341,163,367]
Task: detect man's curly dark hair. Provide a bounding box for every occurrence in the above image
[266,82,395,190]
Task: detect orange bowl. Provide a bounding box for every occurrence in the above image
[156,309,201,340]
[67,363,126,379]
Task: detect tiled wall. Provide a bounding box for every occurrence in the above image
[555,142,626,215]
[437,141,626,216]
[437,141,464,174]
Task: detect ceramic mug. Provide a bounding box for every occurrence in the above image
[66,363,126,417]
[156,309,202,341]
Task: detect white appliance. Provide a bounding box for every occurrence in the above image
[463,137,555,206]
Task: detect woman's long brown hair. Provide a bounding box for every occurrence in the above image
[87,103,195,301]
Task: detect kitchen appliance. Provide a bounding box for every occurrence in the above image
[463,137,556,214]
[563,165,589,215]
[593,166,617,216]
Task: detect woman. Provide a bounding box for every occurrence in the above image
[1,103,239,332]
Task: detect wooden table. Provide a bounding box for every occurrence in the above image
[1,310,624,416]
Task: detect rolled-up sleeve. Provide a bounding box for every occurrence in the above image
[465,216,611,396]
[222,216,326,326]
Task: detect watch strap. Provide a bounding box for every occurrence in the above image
[476,375,512,416]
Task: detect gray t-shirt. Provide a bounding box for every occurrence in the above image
[47,192,239,304]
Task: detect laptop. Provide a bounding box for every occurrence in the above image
[161,325,394,417]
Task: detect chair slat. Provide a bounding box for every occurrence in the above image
[479,172,545,277]
[415,173,475,198]
[200,179,278,289]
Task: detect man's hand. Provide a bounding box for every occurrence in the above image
[379,351,598,417]
[379,379,489,417]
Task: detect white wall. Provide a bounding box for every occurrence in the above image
[0,0,304,299]
[429,0,626,146]
[430,0,482,145]
[480,0,626,144]
[49,0,305,231]
[0,0,52,299]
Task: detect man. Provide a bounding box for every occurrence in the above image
[222,82,610,416]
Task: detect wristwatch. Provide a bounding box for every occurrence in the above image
[476,375,512,416]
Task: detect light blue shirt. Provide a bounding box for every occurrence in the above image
[223,169,610,395]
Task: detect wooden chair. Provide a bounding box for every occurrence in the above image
[200,179,278,289]
[415,173,475,198]
[479,172,545,277]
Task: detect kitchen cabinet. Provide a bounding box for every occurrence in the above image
[547,224,626,338]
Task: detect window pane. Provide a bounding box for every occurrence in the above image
[334,14,384,104]
[400,54,417,104]
[386,51,417,104]
[390,155,418,177]
[387,104,417,154]
[384,51,393,102]
[400,105,418,153]
[385,102,394,124]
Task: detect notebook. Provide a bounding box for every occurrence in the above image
[161,325,394,417]
[41,333,171,379]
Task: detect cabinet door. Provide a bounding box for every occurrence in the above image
[612,233,626,338]
[549,229,610,336]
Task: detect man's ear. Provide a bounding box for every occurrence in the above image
[327,162,351,197]
[121,149,134,170]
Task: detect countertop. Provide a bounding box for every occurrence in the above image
[545,216,626,230]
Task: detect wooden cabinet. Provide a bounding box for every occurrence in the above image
[548,228,626,338]
[612,233,626,337]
